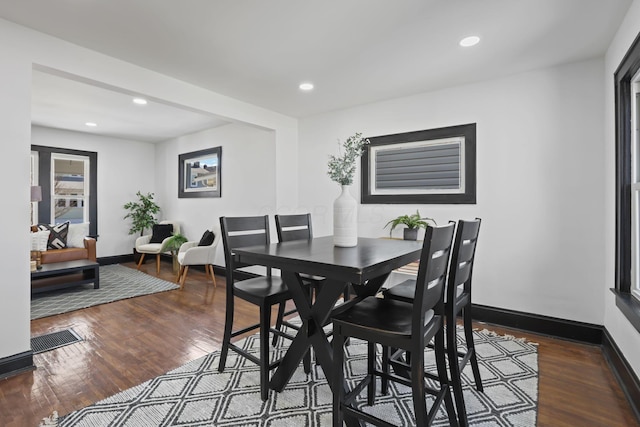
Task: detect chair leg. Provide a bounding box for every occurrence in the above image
[177,265,184,284]
[272,302,286,346]
[435,326,459,427]
[136,253,145,269]
[208,265,217,288]
[332,327,345,427]
[179,266,189,289]
[448,313,468,427]
[381,345,390,395]
[156,254,161,274]
[367,342,376,405]
[410,342,428,425]
[463,306,483,392]
[259,303,271,401]
[218,290,235,373]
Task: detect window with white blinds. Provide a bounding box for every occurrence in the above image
[361,123,476,204]
[371,137,464,195]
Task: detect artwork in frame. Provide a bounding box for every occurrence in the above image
[178,147,222,198]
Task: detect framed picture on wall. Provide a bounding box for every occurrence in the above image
[178,147,222,198]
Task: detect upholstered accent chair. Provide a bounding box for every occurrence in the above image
[176,223,221,289]
[135,220,181,274]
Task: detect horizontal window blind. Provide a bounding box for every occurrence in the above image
[374,141,461,191]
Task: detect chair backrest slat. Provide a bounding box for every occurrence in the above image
[220,215,271,280]
[275,213,313,243]
[412,223,456,337]
[447,218,481,302]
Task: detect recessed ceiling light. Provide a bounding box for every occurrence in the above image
[133,97,148,105]
[85,122,97,127]
[299,82,314,91]
[459,36,480,47]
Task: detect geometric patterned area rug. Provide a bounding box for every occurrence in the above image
[48,325,538,426]
[31,264,179,320]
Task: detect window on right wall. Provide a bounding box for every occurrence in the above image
[361,123,476,204]
[614,31,640,332]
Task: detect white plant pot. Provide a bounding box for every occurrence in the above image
[333,185,358,247]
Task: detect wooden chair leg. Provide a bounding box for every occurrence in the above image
[208,265,217,288]
[136,253,145,269]
[218,291,235,373]
[156,254,161,274]
[179,266,189,289]
[435,326,460,427]
[463,306,483,392]
[259,303,271,401]
[272,302,286,346]
[177,265,184,283]
[448,313,469,427]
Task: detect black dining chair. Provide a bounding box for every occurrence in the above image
[331,223,458,427]
[218,215,298,401]
[383,218,482,426]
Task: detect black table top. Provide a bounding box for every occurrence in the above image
[234,236,422,285]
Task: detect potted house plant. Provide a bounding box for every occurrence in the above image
[123,191,161,262]
[165,233,188,274]
[384,210,436,240]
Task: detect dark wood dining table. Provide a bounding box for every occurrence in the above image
[233,236,422,401]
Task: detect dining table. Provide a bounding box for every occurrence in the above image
[233,235,422,424]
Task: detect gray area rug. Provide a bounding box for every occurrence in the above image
[31,264,179,320]
[48,326,538,426]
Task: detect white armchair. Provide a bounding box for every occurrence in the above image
[176,223,221,289]
[135,220,181,274]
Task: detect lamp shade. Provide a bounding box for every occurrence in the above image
[30,186,42,202]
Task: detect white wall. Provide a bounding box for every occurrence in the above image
[31,126,156,257]
[0,17,298,361]
[0,40,32,360]
[155,123,277,267]
[299,58,606,325]
[604,0,640,377]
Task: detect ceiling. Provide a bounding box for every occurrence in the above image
[0,0,633,142]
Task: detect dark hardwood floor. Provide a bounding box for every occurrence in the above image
[0,261,637,427]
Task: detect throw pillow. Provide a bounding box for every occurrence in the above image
[67,222,90,248]
[150,223,173,243]
[37,222,70,249]
[30,230,50,252]
[198,230,215,246]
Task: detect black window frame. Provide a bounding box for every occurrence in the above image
[614,31,640,333]
[361,123,476,204]
[31,145,98,238]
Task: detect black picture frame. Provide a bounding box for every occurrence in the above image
[178,147,222,198]
[361,123,476,204]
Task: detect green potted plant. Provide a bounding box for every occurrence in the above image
[384,210,436,240]
[165,233,188,274]
[123,191,161,262]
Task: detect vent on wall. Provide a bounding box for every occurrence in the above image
[31,329,82,354]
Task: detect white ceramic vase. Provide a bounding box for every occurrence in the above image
[333,185,358,247]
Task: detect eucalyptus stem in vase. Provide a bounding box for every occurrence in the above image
[327,133,370,247]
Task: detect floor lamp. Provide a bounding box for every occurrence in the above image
[31,185,42,270]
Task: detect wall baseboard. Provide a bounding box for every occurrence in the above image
[602,328,640,422]
[471,303,603,344]
[0,350,35,380]
[98,255,132,265]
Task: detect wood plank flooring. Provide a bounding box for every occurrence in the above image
[0,261,637,427]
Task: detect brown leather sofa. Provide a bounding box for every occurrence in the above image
[30,226,97,264]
